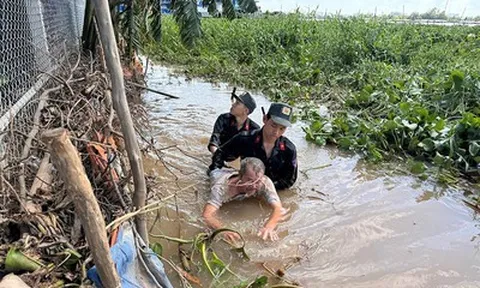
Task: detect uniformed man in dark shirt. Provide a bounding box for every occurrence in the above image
[208,91,260,156]
[209,103,298,190]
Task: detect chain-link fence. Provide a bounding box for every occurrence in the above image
[0,0,85,166]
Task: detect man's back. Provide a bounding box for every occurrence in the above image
[208,113,260,151]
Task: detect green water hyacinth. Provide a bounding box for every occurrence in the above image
[146,14,480,182]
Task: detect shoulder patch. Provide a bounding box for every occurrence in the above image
[279,141,286,151]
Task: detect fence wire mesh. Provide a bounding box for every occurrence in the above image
[0,0,85,166]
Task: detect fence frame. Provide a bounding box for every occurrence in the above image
[0,0,86,168]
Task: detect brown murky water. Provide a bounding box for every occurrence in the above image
[143,65,480,288]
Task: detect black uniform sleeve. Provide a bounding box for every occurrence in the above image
[208,115,227,150]
[209,133,246,171]
[274,145,298,190]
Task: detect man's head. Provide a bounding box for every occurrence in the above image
[262,103,293,141]
[230,92,256,117]
[238,157,265,194]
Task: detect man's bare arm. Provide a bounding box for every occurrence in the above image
[258,201,283,241]
[202,203,223,229]
[202,203,240,242]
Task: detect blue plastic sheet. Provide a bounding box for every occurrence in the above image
[87,224,173,288]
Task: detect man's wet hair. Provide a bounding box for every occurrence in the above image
[239,157,265,177]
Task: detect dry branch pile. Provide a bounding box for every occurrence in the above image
[0,51,149,287]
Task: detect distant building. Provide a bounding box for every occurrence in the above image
[161,0,240,15]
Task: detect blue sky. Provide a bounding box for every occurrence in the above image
[257,0,480,17]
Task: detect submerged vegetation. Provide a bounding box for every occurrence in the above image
[146,14,480,182]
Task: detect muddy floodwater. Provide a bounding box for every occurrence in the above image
[142,64,480,288]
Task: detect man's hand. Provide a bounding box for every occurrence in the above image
[257,226,279,241]
[223,231,241,244]
[258,202,283,241]
[209,145,218,154]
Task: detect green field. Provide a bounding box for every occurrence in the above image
[146,14,480,182]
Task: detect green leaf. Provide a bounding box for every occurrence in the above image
[210,252,227,275]
[200,241,215,276]
[450,70,465,90]
[418,138,435,152]
[315,136,326,146]
[363,84,374,93]
[399,102,410,113]
[393,81,404,89]
[173,0,202,48]
[310,120,323,132]
[120,2,143,58]
[338,137,352,149]
[409,161,426,175]
[443,79,454,90]
[419,174,428,181]
[368,145,383,161]
[356,90,370,103]
[387,89,400,103]
[249,275,268,288]
[148,5,162,42]
[302,126,313,141]
[5,248,43,272]
[469,142,480,156]
[414,107,429,118]
[150,243,163,256]
[383,119,398,131]
[433,152,447,166]
[434,119,445,131]
[62,248,82,267]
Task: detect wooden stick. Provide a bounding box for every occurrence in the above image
[1,174,29,212]
[127,81,180,99]
[19,85,63,200]
[91,0,149,243]
[42,128,120,288]
[29,154,53,196]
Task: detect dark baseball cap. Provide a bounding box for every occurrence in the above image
[233,92,256,114]
[267,103,293,127]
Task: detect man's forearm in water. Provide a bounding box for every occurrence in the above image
[202,204,223,229]
[264,202,283,229]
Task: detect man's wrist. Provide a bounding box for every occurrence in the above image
[264,222,276,230]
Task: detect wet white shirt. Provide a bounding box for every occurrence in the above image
[208,168,280,209]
